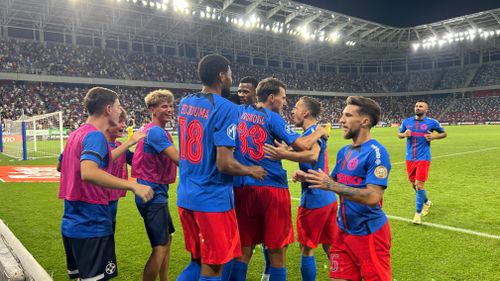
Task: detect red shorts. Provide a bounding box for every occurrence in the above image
[178,207,241,265]
[297,201,338,249]
[234,186,294,249]
[406,160,430,182]
[330,222,392,281]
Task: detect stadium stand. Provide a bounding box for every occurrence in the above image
[1,39,499,93]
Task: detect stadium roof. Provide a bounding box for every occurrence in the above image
[1,0,499,66]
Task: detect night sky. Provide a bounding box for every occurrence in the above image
[296,0,500,27]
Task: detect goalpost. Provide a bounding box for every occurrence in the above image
[0,111,65,160]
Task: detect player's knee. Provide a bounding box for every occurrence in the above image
[152,244,169,256]
[301,244,314,256]
[415,181,425,190]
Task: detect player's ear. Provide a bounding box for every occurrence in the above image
[361,116,371,128]
[104,104,112,116]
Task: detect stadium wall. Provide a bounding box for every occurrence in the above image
[0,220,52,280]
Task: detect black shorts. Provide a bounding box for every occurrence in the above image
[136,202,175,247]
[62,235,118,280]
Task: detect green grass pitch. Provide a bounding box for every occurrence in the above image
[0,125,499,281]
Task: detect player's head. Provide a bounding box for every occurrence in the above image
[145,89,175,125]
[198,54,232,98]
[256,77,287,113]
[83,87,121,127]
[414,99,429,117]
[238,76,259,105]
[292,96,321,127]
[106,107,128,140]
[340,96,381,140]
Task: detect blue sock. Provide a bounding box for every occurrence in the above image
[229,260,248,281]
[200,276,221,281]
[300,256,316,281]
[176,261,200,281]
[221,259,234,281]
[416,189,427,213]
[269,267,286,281]
[262,246,270,275]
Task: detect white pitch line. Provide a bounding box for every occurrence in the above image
[386,215,500,240]
[289,197,500,240]
[392,147,498,165]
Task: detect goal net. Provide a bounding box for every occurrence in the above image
[1,111,65,160]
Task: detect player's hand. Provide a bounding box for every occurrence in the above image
[305,168,336,191]
[263,140,289,160]
[132,183,154,203]
[292,170,307,182]
[128,131,146,146]
[248,165,267,181]
[316,126,330,140]
[424,131,434,141]
[403,129,412,138]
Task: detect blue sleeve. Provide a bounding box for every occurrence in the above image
[80,131,109,168]
[399,119,407,133]
[126,150,134,165]
[58,153,63,162]
[431,120,445,133]
[214,101,238,147]
[365,146,391,188]
[147,126,173,154]
[269,112,300,145]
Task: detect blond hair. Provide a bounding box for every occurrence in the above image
[144,89,175,108]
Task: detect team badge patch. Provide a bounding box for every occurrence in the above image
[105,261,116,275]
[374,166,388,179]
[227,124,236,140]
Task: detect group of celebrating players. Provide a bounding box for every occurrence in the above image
[58,54,446,281]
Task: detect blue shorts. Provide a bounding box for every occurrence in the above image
[136,202,175,247]
[62,235,118,280]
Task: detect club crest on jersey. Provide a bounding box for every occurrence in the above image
[421,124,428,130]
[374,166,388,179]
[347,157,358,170]
[285,124,295,135]
[227,124,237,140]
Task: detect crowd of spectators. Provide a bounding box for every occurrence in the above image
[2,83,499,131]
[1,39,499,93]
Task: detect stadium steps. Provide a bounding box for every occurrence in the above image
[464,66,479,87]
[438,98,458,120]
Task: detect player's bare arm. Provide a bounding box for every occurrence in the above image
[291,126,327,151]
[305,168,384,207]
[398,129,412,139]
[111,131,146,161]
[264,140,320,164]
[216,146,267,180]
[162,146,179,166]
[80,160,154,202]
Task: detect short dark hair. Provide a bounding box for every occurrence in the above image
[416,99,429,106]
[240,76,259,89]
[256,77,286,102]
[198,54,230,86]
[345,96,381,128]
[299,96,321,119]
[83,87,118,116]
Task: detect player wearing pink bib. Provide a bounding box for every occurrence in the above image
[59,87,153,281]
[131,90,179,281]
